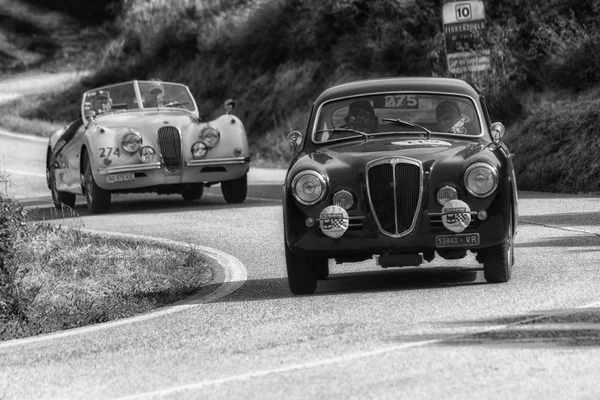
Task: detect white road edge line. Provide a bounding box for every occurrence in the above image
[0,229,247,350]
[1,168,46,178]
[0,130,48,143]
[115,301,600,400]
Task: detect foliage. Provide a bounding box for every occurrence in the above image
[6,0,600,190]
[0,189,212,340]
[0,194,31,325]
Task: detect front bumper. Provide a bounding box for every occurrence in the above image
[286,209,509,257]
[95,157,250,191]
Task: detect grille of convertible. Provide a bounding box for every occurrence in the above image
[158,126,182,173]
[367,159,422,237]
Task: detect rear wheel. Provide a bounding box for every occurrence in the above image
[47,155,76,209]
[181,184,204,201]
[285,245,318,295]
[221,174,247,204]
[83,152,111,214]
[482,207,514,283]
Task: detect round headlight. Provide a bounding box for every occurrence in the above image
[139,146,156,163]
[122,131,143,153]
[437,185,458,206]
[333,189,354,210]
[191,141,208,158]
[291,170,327,206]
[464,162,498,197]
[200,126,220,148]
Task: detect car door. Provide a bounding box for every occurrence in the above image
[55,121,86,194]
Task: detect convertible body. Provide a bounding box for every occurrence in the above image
[283,77,518,294]
[46,80,249,213]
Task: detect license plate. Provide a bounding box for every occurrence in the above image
[436,233,480,248]
[106,172,134,183]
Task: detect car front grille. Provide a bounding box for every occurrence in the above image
[366,158,422,237]
[157,126,182,173]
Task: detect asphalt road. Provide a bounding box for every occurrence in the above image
[1,131,599,400]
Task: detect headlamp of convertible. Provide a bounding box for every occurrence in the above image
[139,146,156,163]
[191,141,208,159]
[200,126,220,148]
[464,162,498,198]
[122,131,143,153]
[291,170,327,206]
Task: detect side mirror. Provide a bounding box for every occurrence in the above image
[287,130,303,152]
[224,99,235,114]
[490,122,505,141]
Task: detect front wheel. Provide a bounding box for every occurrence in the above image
[83,152,111,214]
[285,245,318,295]
[482,207,514,283]
[181,184,204,201]
[313,258,329,280]
[221,174,247,204]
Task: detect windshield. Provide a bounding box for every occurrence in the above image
[82,81,197,118]
[137,81,195,111]
[312,93,482,143]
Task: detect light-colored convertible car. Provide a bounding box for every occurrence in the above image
[46,80,250,214]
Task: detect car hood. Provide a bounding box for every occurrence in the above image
[311,136,487,165]
[95,110,199,133]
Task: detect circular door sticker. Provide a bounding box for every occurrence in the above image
[319,205,349,239]
[441,199,471,233]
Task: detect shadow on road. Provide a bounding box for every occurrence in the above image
[389,307,600,347]
[217,267,482,303]
[515,235,600,250]
[522,212,600,227]
[26,194,281,222]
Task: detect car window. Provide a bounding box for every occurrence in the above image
[83,82,137,116]
[313,93,482,143]
[138,82,195,111]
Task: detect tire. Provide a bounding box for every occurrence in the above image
[83,152,111,214]
[285,244,318,295]
[47,156,76,210]
[181,184,204,201]
[222,173,247,204]
[482,207,514,283]
[313,258,330,280]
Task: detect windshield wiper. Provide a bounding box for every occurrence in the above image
[316,127,372,140]
[381,118,432,140]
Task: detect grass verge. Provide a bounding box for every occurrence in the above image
[1,191,214,341]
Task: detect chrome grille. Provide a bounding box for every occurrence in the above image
[158,126,182,173]
[367,159,422,237]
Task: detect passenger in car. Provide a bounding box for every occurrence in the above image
[436,101,467,134]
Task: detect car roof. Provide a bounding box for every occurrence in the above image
[314,77,481,104]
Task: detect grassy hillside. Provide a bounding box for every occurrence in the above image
[2,0,600,191]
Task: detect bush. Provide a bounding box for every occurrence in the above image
[0,195,32,324]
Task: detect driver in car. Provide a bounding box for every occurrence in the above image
[329,100,378,140]
[344,100,379,133]
[92,90,112,115]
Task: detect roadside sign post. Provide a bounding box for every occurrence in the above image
[442,1,490,76]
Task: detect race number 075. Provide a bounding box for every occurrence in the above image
[455,4,471,21]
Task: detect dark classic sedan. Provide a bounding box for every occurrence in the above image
[283,77,518,295]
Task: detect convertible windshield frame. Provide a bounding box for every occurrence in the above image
[310,91,487,144]
[81,80,199,121]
